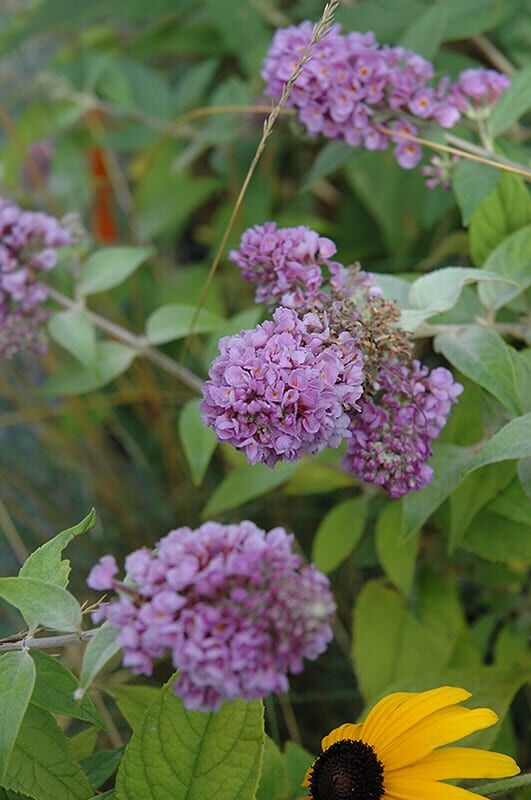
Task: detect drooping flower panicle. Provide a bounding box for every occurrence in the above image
[201,306,364,466]
[0,198,70,358]
[88,520,336,712]
[343,361,463,498]
[263,24,510,172]
[304,686,519,800]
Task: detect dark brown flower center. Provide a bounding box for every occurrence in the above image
[309,739,384,800]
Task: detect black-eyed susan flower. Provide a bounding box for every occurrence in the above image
[304,686,519,800]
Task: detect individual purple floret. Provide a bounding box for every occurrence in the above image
[0,198,70,358]
[88,520,336,711]
[229,222,340,310]
[262,23,461,168]
[200,306,364,466]
[343,361,463,497]
[452,68,510,115]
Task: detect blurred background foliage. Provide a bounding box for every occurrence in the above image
[0,0,529,775]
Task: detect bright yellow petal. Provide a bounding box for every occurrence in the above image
[362,687,471,754]
[384,777,488,800]
[359,692,411,747]
[380,706,498,771]
[390,747,519,780]
[302,767,311,788]
[321,722,363,751]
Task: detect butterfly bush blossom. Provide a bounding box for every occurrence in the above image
[0,199,70,358]
[201,306,364,466]
[263,24,510,172]
[88,520,336,711]
[214,223,463,497]
[343,361,463,497]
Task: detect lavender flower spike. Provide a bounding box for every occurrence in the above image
[201,306,365,466]
[88,520,336,711]
[0,198,70,358]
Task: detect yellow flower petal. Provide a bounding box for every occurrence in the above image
[362,687,471,754]
[321,722,363,751]
[359,692,411,747]
[302,767,311,788]
[380,706,498,771]
[384,776,487,800]
[389,747,519,781]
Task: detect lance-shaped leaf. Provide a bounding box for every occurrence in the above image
[78,247,153,295]
[0,652,35,781]
[0,577,82,633]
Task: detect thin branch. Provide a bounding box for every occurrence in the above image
[471,35,516,75]
[0,628,98,653]
[378,126,531,181]
[181,0,341,358]
[47,287,204,394]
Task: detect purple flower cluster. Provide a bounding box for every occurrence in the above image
[88,520,335,711]
[262,23,461,168]
[452,68,510,116]
[201,306,364,466]
[263,24,511,171]
[229,222,340,309]
[0,199,70,358]
[343,361,463,497]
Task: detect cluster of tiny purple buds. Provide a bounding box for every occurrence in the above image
[88,521,336,711]
[230,222,382,311]
[0,199,70,358]
[200,306,364,466]
[452,69,510,118]
[229,222,340,309]
[343,361,463,497]
[263,24,510,171]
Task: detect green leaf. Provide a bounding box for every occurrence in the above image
[466,413,531,473]
[471,773,531,797]
[78,247,153,296]
[202,462,296,517]
[518,457,531,499]
[0,578,82,633]
[462,510,531,563]
[312,498,368,573]
[402,444,470,539]
[284,458,358,496]
[79,624,120,695]
[43,342,136,396]
[178,400,218,486]
[441,0,516,40]
[489,65,531,137]
[48,311,98,373]
[478,225,531,310]
[375,502,418,596]
[115,678,264,800]
[448,464,516,551]
[352,578,463,703]
[19,509,96,590]
[402,267,507,330]
[255,738,290,800]
[107,685,159,731]
[81,748,123,791]
[69,729,99,761]
[400,4,447,59]
[3,705,93,800]
[301,141,351,192]
[487,478,531,526]
[435,327,524,416]
[469,172,531,265]
[0,652,36,781]
[284,742,313,800]
[146,304,224,344]
[30,652,104,729]
[452,161,499,225]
